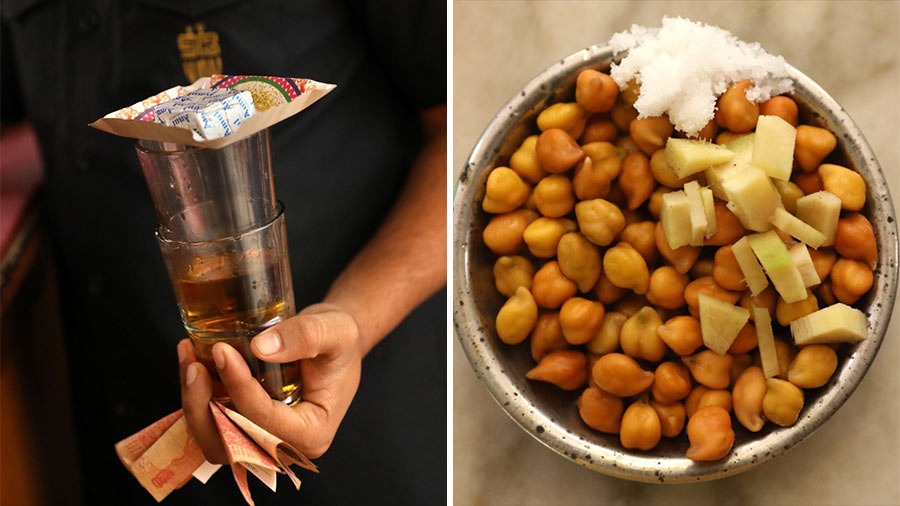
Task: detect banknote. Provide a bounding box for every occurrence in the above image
[115,402,314,504]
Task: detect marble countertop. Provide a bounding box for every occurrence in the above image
[452,2,900,505]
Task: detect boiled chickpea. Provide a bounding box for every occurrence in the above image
[537,102,588,139]
[760,96,799,126]
[557,232,602,293]
[697,389,732,413]
[739,285,777,321]
[646,265,689,311]
[793,171,823,195]
[774,337,798,379]
[578,386,624,434]
[592,353,654,397]
[572,156,612,201]
[794,125,837,172]
[575,70,619,113]
[482,209,538,255]
[652,361,692,405]
[732,366,767,432]
[581,142,622,174]
[611,101,639,132]
[619,221,658,264]
[650,148,696,188]
[715,80,758,133]
[619,306,666,362]
[727,322,758,355]
[618,152,655,209]
[593,271,627,305]
[581,116,618,144]
[559,297,606,345]
[657,315,703,356]
[575,199,626,246]
[819,164,866,211]
[587,311,626,356]
[495,286,538,345]
[533,174,575,218]
[689,258,715,280]
[655,222,701,274]
[482,166,530,213]
[603,242,650,295]
[650,400,687,438]
[834,213,878,269]
[531,260,578,309]
[682,350,733,390]
[509,135,547,183]
[684,276,741,317]
[630,116,674,155]
[620,399,662,451]
[729,352,754,385]
[684,385,711,418]
[523,217,577,258]
[808,247,837,281]
[705,200,748,246]
[775,290,819,325]
[686,406,734,461]
[788,344,838,389]
[763,378,804,426]
[713,245,748,292]
[526,350,588,391]
[830,258,874,305]
[493,255,534,297]
[530,311,567,362]
[536,128,585,173]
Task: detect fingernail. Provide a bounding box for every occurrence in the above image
[212,344,226,370]
[254,331,282,356]
[185,363,199,386]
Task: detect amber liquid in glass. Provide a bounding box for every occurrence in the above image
[174,250,301,405]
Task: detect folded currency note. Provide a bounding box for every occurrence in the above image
[115,401,317,505]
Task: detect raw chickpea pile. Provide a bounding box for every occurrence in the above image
[482,69,878,461]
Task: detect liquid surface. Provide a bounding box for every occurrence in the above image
[173,249,300,404]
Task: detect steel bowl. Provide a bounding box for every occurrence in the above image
[453,44,898,483]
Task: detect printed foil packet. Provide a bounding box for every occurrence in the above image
[90,75,335,148]
[154,88,256,141]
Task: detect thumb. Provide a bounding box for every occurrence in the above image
[250,303,361,364]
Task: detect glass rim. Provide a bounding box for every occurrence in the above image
[134,140,203,156]
[155,200,285,245]
[134,130,268,156]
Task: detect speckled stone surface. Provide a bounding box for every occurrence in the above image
[452,2,900,505]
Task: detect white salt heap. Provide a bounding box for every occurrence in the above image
[609,16,793,137]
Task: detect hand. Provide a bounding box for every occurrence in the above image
[178,303,363,463]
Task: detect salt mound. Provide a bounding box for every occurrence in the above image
[609,16,793,137]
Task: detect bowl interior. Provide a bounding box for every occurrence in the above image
[453,45,898,483]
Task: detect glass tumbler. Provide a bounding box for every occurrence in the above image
[136,130,301,405]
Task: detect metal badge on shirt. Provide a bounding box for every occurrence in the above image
[178,23,223,82]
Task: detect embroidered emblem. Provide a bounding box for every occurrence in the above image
[177,23,223,83]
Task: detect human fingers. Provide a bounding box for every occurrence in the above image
[249,303,362,365]
[178,339,228,464]
[212,343,329,454]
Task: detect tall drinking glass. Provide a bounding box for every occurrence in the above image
[136,130,301,405]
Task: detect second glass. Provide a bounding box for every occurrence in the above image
[156,204,300,405]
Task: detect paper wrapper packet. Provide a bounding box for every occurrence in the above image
[153,87,256,142]
[90,74,335,148]
[116,401,317,505]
